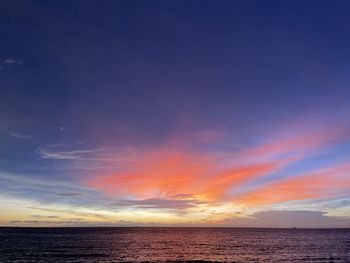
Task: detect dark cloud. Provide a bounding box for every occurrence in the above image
[8,219,119,227]
[29,215,60,219]
[9,219,87,225]
[227,210,350,228]
[26,206,108,220]
[112,198,205,210]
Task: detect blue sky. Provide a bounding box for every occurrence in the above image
[0,0,350,227]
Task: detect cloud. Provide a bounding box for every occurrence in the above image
[227,210,350,228]
[112,197,205,210]
[37,145,137,162]
[87,126,349,208]
[9,132,32,139]
[3,122,350,225]
[37,147,105,160]
[29,215,60,219]
[3,58,16,65]
[0,170,106,209]
[26,206,108,220]
[2,57,24,66]
[230,126,349,164]
[55,192,84,196]
[8,219,91,226]
[36,145,138,172]
[87,147,292,203]
[0,171,91,192]
[235,163,350,206]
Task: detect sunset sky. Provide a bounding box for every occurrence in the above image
[1,0,350,227]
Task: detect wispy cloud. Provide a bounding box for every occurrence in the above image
[9,132,32,139]
[37,145,137,162]
[55,192,84,197]
[3,58,16,65]
[1,57,24,68]
[234,163,350,206]
[37,147,105,160]
[29,214,61,219]
[0,171,91,191]
[112,197,205,210]
[8,219,92,226]
[26,206,108,220]
[3,120,350,225]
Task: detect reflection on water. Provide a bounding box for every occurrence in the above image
[1,227,350,262]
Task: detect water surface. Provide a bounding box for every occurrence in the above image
[1,227,350,262]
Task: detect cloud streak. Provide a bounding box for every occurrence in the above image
[235,163,350,206]
[227,210,350,228]
[9,132,32,139]
[112,197,205,210]
[87,126,350,211]
[37,147,106,160]
[36,145,138,164]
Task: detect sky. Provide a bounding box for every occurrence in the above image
[1,0,350,227]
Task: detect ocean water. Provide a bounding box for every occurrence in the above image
[0,227,350,262]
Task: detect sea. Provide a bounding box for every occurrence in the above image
[1,227,350,262]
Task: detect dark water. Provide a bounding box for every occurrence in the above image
[1,228,350,262]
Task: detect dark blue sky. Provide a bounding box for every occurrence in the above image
[2,0,350,142]
[1,1,350,227]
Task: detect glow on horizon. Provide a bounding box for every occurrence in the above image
[1,117,350,227]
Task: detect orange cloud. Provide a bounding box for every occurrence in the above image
[235,127,348,161]
[199,161,287,200]
[235,164,350,206]
[89,150,207,198]
[87,147,293,205]
[86,126,349,209]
